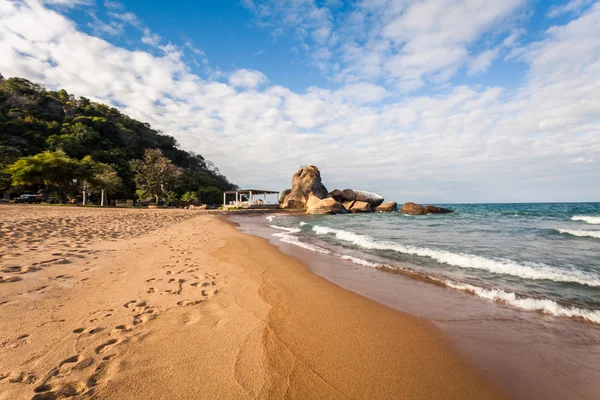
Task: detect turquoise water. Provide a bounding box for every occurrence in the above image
[266,203,600,323]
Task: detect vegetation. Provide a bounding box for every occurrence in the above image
[181,191,198,203]
[0,74,236,204]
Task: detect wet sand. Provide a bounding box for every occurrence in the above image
[232,214,600,400]
[0,205,505,399]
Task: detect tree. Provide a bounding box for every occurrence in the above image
[46,122,101,159]
[181,191,198,203]
[93,164,122,206]
[131,149,181,205]
[5,150,91,203]
[198,186,223,205]
[78,157,122,206]
[0,146,22,193]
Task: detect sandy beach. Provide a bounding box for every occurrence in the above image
[0,205,505,399]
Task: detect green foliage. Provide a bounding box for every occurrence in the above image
[197,186,223,205]
[131,149,181,205]
[165,191,181,207]
[0,75,237,201]
[5,150,92,203]
[181,191,198,203]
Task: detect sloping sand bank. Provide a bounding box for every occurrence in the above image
[0,206,506,399]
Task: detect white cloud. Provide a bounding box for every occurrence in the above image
[0,0,599,202]
[41,0,92,7]
[228,69,269,89]
[548,0,593,18]
[468,49,499,76]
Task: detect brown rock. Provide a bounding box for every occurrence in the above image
[307,197,346,215]
[342,200,355,212]
[330,189,344,202]
[333,189,384,206]
[282,166,329,209]
[350,201,373,213]
[375,201,397,212]
[400,202,453,215]
[341,189,357,202]
[279,189,291,204]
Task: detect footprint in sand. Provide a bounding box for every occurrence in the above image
[0,334,30,350]
[146,278,156,283]
[177,299,203,306]
[0,276,23,283]
[123,300,145,309]
[0,371,38,384]
[33,381,87,399]
[32,355,83,398]
[95,339,119,355]
[147,287,156,294]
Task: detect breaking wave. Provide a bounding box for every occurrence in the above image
[270,225,330,254]
[557,229,600,239]
[572,215,600,225]
[339,255,383,268]
[312,225,600,287]
[443,281,600,324]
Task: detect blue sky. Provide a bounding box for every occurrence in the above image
[1,0,599,202]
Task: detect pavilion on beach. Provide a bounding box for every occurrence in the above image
[223,189,280,209]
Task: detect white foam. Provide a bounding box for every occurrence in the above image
[270,225,301,233]
[312,225,600,287]
[443,281,600,324]
[270,225,330,254]
[299,221,308,226]
[557,229,600,239]
[353,190,384,203]
[339,255,382,268]
[265,215,276,222]
[571,215,600,225]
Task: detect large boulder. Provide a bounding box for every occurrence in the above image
[401,202,453,215]
[279,189,291,204]
[332,189,384,207]
[341,189,357,202]
[329,189,344,203]
[353,190,384,207]
[350,201,373,213]
[342,200,355,212]
[307,197,346,215]
[282,166,329,209]
[375,201,398,212]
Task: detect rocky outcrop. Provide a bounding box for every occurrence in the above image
[279,189,291,204]
[307,197,346,215]
[330,189,344,203]
[282,166,329,209]
[349,201,373,213]
[353,191,384,207]
[342,201,354,212]
[375,201,397,212]
[400,202,453,215]
[330,189,384,207]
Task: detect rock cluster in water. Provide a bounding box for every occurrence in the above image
[279,166,452,215]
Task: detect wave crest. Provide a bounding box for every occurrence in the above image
[571,215,600,225]
[557,229,600,239]
[444,281,600,324]
[312,225,600,287]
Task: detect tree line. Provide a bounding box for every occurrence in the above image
[0,74,237,205]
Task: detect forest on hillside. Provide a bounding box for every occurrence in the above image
[0,74,236,205]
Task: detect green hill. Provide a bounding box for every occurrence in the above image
[0,74,236,204]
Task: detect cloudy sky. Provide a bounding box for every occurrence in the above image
[1,0,599,203]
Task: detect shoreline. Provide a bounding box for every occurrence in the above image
[230,213,600,400]
[0,206,504,399]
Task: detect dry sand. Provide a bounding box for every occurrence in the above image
[0,205,507,399]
